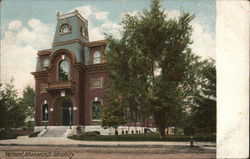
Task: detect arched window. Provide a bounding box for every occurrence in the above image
[93,51,101,64]
[59,60,70,81]
[42,104,48,121]
[60,24,71,34]
[43,59,49,68]
[92,101,101,120]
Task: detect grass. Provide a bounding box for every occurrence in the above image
[69,133,216,142]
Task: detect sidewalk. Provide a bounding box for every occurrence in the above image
[0,136,216,148]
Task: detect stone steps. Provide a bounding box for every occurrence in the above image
[42,127,69,137]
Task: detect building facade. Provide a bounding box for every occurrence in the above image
[32,10,109,127]
[32,10,155,133]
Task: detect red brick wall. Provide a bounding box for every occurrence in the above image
[34,77,48,126]
[83,69,108,125]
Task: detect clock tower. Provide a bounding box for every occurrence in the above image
[52,10,89,64]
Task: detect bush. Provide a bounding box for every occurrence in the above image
[0,131,18,140]
[29,131,40,137]
[76,126,82,131]
[25,121,35,130]
[84,131,100,136]
[184,126,196,136]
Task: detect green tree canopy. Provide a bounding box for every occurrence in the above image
[103,0,215,138]
[20,85,35,116]
[0,78,26,131]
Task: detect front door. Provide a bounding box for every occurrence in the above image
[60,98,73,126]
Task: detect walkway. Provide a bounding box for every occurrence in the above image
[0,136,216,148]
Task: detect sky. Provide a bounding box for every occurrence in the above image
[0,0,216,96]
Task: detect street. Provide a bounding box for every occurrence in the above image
[0,145,215,159]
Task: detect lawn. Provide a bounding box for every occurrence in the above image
[69,133,216,142]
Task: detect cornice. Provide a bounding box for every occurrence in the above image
[85,63,106,72]
[37,49,52,56]
[87,39,108,48]
[52,39,86,47]
[31,71,49,78]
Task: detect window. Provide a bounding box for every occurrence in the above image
[81,26,88,37]
[93,51,101,64]
[42,104,48,121]
[59,60,70,81]
[43,59,49,68]
[92,101,101,120]
[60,24,71,34]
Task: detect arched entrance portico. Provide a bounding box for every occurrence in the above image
[53,97,73,126]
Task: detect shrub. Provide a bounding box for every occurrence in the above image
[29,131,40,137]
[81,131,100,137]
[25,121,35,130]
[184,126,196,136]
[0,131,18,140]
[76,126,82,131]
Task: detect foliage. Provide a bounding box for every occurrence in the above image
[20,85,35,117]
[0,78,26,131]
[73,131,101,138]
[184,125,196,136]
[0,130,18,140]
[101,89,126,131]
[25,121,35,130]
[29,131,40,138]
[191,60,216,133]
[103,0,202,138]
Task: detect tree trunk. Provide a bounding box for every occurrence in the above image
[159,123,166,139]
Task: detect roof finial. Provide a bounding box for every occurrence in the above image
[74,10,79,15]
[57,11,61,19]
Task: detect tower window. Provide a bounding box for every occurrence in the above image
[60,24,71,34]
[81,26,88,37]
[59,60,70,81]
[93,51,101,64]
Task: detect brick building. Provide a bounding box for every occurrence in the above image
[32,11,155,135]
[32,10,109,127]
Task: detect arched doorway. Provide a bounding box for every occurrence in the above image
[59,98,73,126]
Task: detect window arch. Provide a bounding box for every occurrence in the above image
[42,104,48,121]
[59,60,70,81]
[93,51,101,64]
[92,100,101,120]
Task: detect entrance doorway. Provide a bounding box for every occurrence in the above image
[60,98,73,126]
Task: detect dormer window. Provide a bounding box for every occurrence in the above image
[93,51,101,64]
[60,24,71,34]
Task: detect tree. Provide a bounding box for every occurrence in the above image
[191,60,216,133]
[0,78,26,132]
[0,83,9,130]
[104,0,202,138]
[20,85,35,117]
[101,88,126,135]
